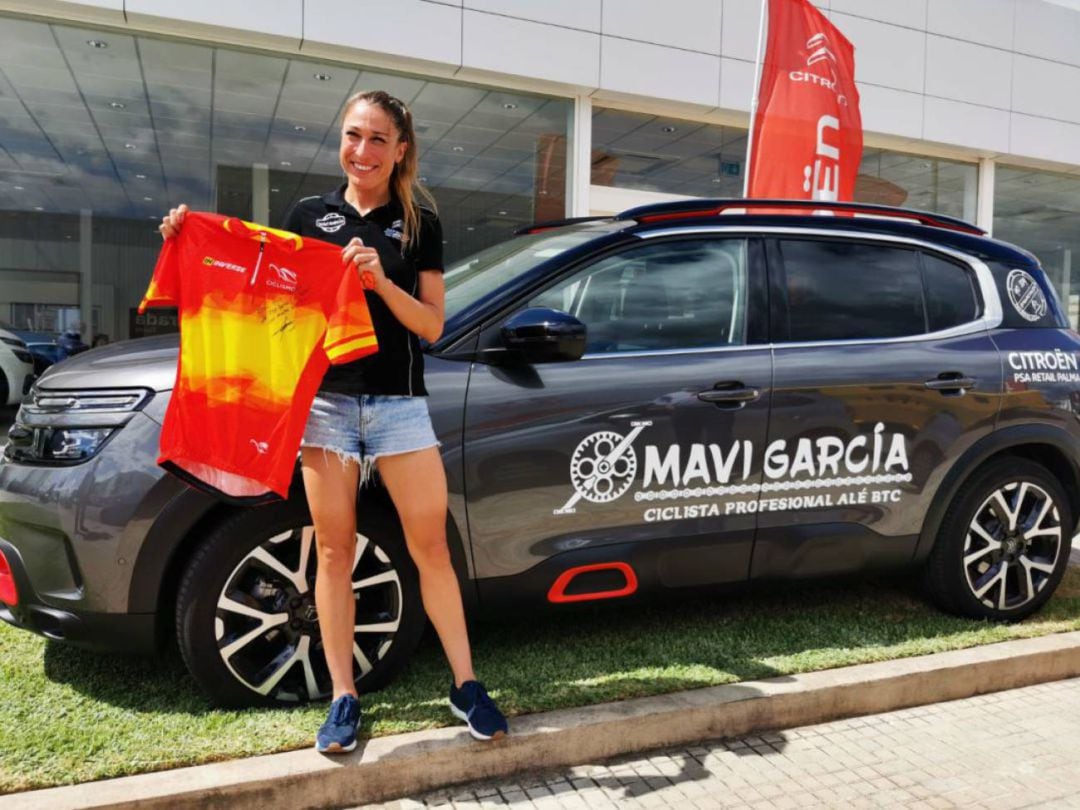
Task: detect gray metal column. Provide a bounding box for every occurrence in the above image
[253,162,269,225]
[79,208,92,337]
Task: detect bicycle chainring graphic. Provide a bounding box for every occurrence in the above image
[569,430,638,504]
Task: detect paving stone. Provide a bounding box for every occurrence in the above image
[399,679,1080,809]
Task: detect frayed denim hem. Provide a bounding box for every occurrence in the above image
[300,443,364,473]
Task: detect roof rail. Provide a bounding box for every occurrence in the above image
[513,216,609,236]
[613,198,986,235]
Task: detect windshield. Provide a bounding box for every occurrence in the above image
[443,223,619,321]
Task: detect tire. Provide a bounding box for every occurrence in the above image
[175,496,425,708]
[924,458,1073,621]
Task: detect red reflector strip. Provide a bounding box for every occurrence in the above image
[547,562,638,604]
[0,550,18,607]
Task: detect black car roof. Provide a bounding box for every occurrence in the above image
[519,199,1039,268]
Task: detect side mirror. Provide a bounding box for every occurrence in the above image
[500,307,587,363]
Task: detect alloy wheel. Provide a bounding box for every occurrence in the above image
[963,481,1062,612]
[213,526,403,702]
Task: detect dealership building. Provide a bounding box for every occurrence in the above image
[2,0,1080,340]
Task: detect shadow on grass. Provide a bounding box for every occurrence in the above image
[41,641,217,715]
[37,567,1080,731]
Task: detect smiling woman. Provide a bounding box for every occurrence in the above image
[0,13,572,342]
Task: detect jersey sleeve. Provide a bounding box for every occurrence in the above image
[412,209,444,272]
[323,264,379,365]
[138,235,181,313]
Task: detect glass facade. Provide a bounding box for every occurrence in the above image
[0,15,571,340]
[994,165,1080,328]
[853,149,977,222]
[3,9,1080,348]
[591,108,747,198]
[591,109,978,223]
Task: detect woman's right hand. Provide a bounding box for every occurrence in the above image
[158,203,189,241]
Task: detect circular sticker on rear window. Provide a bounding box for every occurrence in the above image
[1006,269,1048,322]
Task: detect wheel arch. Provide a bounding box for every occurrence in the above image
[914,425,1080,564]
[130,472,477,648]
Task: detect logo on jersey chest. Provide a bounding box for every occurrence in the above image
[316,213,346,234]
[201,256,246,274]
[385,219,404,242]
[266,263,298,292]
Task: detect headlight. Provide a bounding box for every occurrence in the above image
[12,349,32,364]
[4,387,150,466]
[45,428,115,461]
[0,336,26,349]
[5,426,116,464]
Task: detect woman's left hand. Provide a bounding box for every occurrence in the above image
[342,237,390,295]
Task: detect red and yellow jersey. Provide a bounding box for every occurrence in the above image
[139,211,377,503]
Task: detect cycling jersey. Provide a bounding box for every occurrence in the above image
[139,211,377,504]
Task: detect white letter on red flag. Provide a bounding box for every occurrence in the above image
[746,0,862,201]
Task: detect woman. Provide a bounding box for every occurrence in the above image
[159,90,507,752]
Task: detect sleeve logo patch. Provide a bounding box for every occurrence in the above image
[316,213,347,234]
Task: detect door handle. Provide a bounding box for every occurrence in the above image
[698,383,761,405]
[925,373,976,393]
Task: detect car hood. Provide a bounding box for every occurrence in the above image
[36,334,179,392]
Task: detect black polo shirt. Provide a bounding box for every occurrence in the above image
[283,185,444,397]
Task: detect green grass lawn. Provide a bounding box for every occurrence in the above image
[4,568,1080,793]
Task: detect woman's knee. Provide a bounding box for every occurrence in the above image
[313,522,356,569]
[407,531,452,570]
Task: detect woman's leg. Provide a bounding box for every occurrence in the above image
[376,446,475,687]
[302,447,362,699]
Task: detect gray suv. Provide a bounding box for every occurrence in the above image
[3,199,1079,707]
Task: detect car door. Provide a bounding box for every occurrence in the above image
[462,235,773,607]
[752,234,1003,579]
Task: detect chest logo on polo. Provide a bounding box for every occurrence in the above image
[385,219,404,242]
[315,213,346,234]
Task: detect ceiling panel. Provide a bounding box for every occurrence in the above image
[0,14,566,257]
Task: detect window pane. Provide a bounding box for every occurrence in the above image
[780,240,924,341]
[854,148,978,222]
[530,240,747,353]
[921,253,979,331]
[591,109,746,198]
[994,165,1080,328]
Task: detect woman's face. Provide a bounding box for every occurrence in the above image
[339,101,408,197]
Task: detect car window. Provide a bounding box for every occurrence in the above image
[442,222,626,323]
[921,252,980,331]
[528,239,748,353]
[778,239,925,341]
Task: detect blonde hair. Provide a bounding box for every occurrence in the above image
[341,90,437,250]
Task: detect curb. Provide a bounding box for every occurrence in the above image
[5,630,1080,809]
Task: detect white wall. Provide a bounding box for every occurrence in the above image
[4,0,1080,170]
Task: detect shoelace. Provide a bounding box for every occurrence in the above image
[329,697,355,725]
[466,685,498,718]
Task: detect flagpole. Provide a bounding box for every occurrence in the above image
[742,0,769,198]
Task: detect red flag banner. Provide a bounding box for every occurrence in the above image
[746,0,862,202]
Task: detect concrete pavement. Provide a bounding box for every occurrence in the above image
[387,676,1080,809]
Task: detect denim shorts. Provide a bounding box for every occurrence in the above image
[301,392,438,483]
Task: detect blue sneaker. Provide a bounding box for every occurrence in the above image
[449,680,508,741]
[315,694,361,753]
